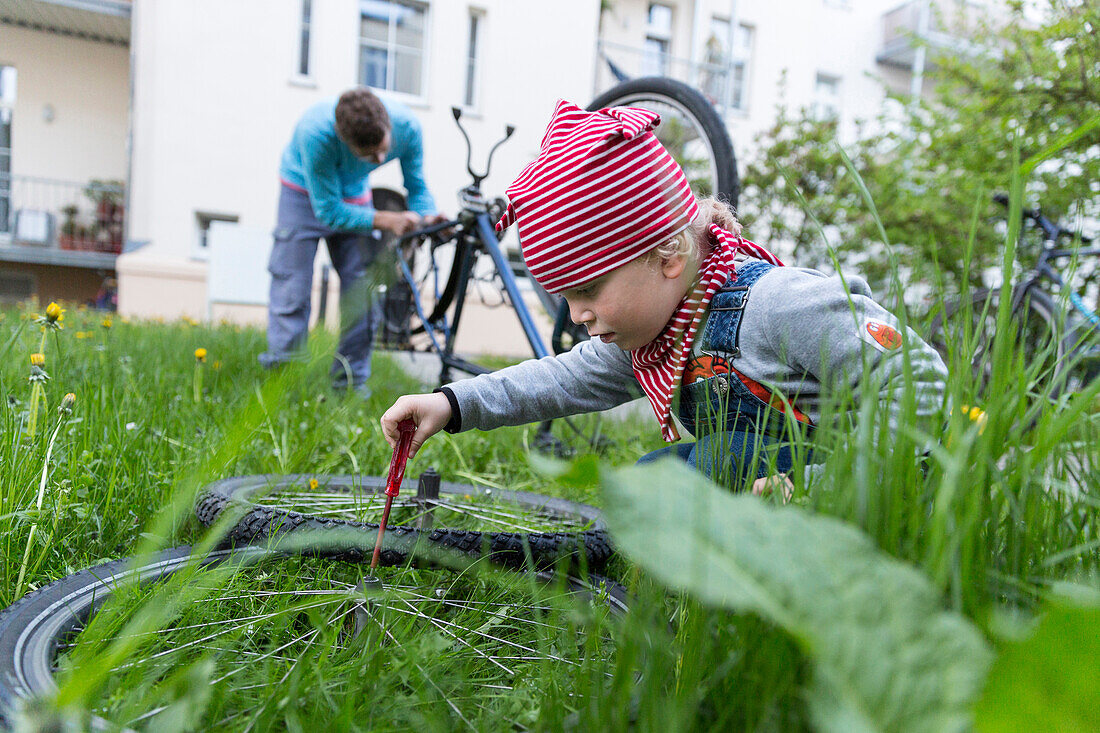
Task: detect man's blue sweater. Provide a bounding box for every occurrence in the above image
[279,96,437,233]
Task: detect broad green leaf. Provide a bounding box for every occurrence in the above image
[975,603,1100,732]
[602,459,991,733]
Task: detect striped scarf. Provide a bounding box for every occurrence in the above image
[630,225,784,441]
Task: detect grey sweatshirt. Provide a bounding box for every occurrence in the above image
[445,264,948,442]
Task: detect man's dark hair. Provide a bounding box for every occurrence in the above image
[335,88,390,150]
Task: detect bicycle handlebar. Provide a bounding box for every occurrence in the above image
[993,192,1094,244]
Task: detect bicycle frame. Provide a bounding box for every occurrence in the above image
[390,108,551,384]
[1016,208,1100,333]
[396,209,551,382]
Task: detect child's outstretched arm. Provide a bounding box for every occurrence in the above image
[380,392,453,458]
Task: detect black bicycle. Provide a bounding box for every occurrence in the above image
[928,194,1100,404]
[377,77,739,380]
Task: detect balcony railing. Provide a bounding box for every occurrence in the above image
[0,174,125,258]
[878,0,989,68]
[595,40,746,117]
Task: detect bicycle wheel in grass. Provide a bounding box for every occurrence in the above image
[0,545,628,730]
[195,473,614,571]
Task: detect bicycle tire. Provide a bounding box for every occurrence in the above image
[0,545,628,729]
[195,474,614,571]
[588,76,739,207]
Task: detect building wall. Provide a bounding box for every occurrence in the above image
[0,25,129,195]
[597,0,920,154]
[122,0,601,267]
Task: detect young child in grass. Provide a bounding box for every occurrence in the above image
[381,101,947,495]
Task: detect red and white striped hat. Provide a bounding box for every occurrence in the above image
[495,100,699,294]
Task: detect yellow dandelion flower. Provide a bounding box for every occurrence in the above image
[194,348,207,362]
[30,353,45,367]
[45,302,63,323]
[101,318,113,329]
[213,360,222,370]
[58,393,76,413]
[309,478,319,490]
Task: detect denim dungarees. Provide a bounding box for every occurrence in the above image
[639,261,813,488]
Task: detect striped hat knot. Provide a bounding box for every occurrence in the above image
[495,99,698,294]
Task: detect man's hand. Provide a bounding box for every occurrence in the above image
[374,210,422,236]
[380,392,453,458]
[751,473,794,503]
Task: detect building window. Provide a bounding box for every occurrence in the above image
[642,3,673,77]
[196,212,239,251]
[0,66,14,235]
[463,10,482,109]
[813,73,841,121]
[700,21,752,114]
[297,0,312,77]
[359,0,428,97]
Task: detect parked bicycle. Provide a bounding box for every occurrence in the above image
[928,194,1100,405]
[374,78,737,451]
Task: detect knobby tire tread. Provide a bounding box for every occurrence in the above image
[194,476,613,572]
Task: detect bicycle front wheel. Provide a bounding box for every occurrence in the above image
[588,77,739,206]
[0,546,627,730]
[195,473,614,571]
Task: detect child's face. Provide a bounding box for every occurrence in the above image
[560,253,689,351]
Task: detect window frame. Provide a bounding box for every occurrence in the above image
[812,72,842,122]
[358,0,431,104]
[643,2,673,77]
[294,0,313,80]
[462,8,484,111]
[193,211,240,260]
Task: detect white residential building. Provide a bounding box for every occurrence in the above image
[0,0,981,353]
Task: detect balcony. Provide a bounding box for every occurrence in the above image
[0,0,131,45]
[877,0,987,69]
[595,40,746,117]
[0,174,125,270]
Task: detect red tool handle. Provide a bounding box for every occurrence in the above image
[384,419,416,497]
[371,419,417,569]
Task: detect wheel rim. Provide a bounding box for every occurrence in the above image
[207,475,605,534]
[602,92,721,199]
[34,551,622,729]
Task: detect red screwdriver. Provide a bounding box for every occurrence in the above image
[370,419,416,570]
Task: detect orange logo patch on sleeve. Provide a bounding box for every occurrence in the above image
[865,320,903,350]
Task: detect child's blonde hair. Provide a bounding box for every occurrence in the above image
[649,196,742,265]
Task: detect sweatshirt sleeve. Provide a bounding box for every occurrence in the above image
[299,129,376,233]
[747,268,948,435]
[444,338,641,432]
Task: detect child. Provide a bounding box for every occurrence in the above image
[381,101,947,494]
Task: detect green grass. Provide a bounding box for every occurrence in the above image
[1,181,1099,728]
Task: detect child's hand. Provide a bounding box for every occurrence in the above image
[751,473,793,503]
[380,393,453,458]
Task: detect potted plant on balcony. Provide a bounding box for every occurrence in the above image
[84,179,125,253]
[58,205,79,250]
